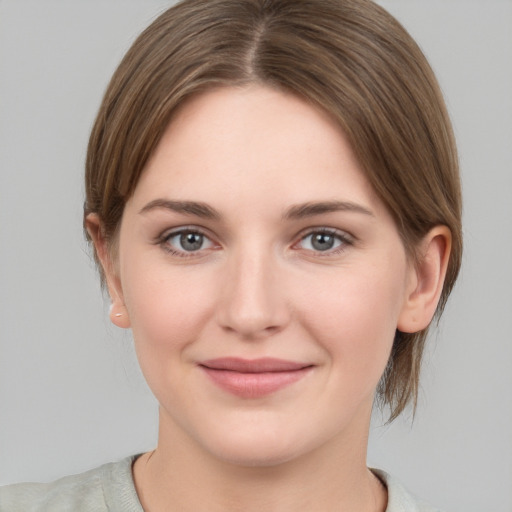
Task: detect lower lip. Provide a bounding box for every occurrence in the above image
[200,366,312,398]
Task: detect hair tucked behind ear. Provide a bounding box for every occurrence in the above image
[84,0,462,421]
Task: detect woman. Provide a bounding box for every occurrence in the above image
[0,0,461,510]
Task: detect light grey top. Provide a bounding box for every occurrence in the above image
[0,455,442,511]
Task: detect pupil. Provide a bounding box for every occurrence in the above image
[180,232,203,251]
[312,233,334,251]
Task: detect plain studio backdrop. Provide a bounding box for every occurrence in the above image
[0,1,511,510]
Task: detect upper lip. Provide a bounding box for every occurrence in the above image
[200,357,312,373]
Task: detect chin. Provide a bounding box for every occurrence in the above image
[206,438,303,468]
[185,415,305,468]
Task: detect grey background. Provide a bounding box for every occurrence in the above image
[1,1,511,510]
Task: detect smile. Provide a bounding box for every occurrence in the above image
[199,357,314,398]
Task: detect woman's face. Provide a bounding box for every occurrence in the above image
[112,86,417,466]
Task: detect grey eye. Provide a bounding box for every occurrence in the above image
[180,232,204,251]
[167,231,213,252]
[299,232,344,252]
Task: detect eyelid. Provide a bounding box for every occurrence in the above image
[153,225,354,258]
[293,227,354,255]
[155,225,220,257]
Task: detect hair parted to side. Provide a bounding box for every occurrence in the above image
[84,0,462,421]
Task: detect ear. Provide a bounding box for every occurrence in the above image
[85,214,131,329]
[398,226,452,333]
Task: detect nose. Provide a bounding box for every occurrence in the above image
[216,247,291,340]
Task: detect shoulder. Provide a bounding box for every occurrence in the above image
[372,469,445,512]
[0,455,143,512]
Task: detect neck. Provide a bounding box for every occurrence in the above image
[133,407,387,512]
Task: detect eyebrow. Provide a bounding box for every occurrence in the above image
[139,198,374,221]
[283,200,374,220]
[139,199,221,220]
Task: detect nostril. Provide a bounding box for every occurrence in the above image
[219,319,284,340]
[215,265,291,338]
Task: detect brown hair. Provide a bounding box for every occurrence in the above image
[84,0,462,420]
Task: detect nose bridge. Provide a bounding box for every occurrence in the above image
[218,240,289,338]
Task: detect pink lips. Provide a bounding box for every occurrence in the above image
[199,357,313,398]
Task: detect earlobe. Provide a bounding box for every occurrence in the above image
[85,214,131,329]
[108,301,131,329]
[397,226,452,333]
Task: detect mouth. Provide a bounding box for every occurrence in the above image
[199,357,314,398]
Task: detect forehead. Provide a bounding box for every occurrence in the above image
[128,85,383,218]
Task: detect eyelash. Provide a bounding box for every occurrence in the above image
[295,228,353,256]
[157,227,215,258]
[155,226,353,258]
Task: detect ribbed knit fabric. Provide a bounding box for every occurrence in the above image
[0,456,143,512]
[0,455,443,511]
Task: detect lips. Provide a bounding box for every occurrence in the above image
[199,357,313,398]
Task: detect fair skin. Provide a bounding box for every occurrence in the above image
[87,85,450,512]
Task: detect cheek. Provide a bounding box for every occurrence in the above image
[120,255,216,370]
[295,262,406,387]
